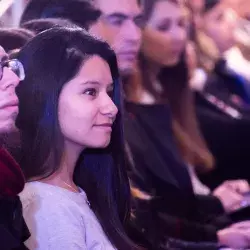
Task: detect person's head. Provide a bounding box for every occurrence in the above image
[20,0,101,30]
[0,28,34,53]
[141,0,188,67]
[90,0,143,76]
[188,0,205,30]
[16,26,136,250]
[203,0,238,53]
[0,46,24,135]
[21,18,74,34]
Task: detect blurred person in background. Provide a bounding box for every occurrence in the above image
[0,46,29,249]
[20,0,143,77]
[124,0,250,249]
[188,0,250,188]
[192,0,250,110]
[203,0,236,55]
[225,1,250,84]
[0,28,34,166]
[188,0,204,30]
[89,0,143,76]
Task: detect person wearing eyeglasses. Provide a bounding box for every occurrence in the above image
[0,45,29,250]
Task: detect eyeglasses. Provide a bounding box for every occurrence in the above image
[0,59,25,81]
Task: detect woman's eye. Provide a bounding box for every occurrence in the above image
[107,91,114,100]
[107,87,114,98]
[84,88,97,97]
[157,21,171,32]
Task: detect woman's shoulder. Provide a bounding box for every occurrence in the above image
[19,182,115,250]
[19,182,87,212]
[20,182,87,239]
[19,182,54,210]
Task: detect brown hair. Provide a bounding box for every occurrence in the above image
[126,0,214,172]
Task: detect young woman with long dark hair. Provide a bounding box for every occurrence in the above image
[17,26,137,250]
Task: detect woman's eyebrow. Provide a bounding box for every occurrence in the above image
[81,81,100,86]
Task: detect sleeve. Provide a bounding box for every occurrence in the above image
[129,196,221,250]
[23,197,87,250]
[165,237,219,250]
[195,194,225,215]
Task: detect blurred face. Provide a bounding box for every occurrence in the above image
[0,46,20,134]
[142,0,187,66]
[189,0,205,29]
[58,56,118,150]
[90,0,143,76]
[204,3,237,53]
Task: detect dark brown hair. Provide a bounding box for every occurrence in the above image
[128,0,214,172]
[0,28,34,52]
[17,26,138,249]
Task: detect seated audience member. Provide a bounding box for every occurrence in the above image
[0,28,34,53]
[21,18,74,34]
[17,26,137,250]
[0,28,34,165]
[188,0,250,187]
[225,2,250,87]
[0,46,29,249]
[124,0,250,248]
[199,0,250,111]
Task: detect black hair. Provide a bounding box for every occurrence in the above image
[142,0,179,22]
[0,28,34,52]
[204,0,220,13]
[20,0,101,30]
[16,26,137,250]
[21,18,75,34]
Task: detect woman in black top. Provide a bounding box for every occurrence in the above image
[124,0,250,249]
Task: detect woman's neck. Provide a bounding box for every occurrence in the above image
[139,60,163,104]
[41,141,83,192]
[147,60,161,84]
[125,59,163,104]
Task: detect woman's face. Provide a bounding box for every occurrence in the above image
[0,46,20,134]
[58,55,118,150]
[204,4,237,53]
[142,0,187,66]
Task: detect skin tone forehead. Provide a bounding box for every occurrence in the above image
[148,1,182,24]
[94,0,141,16]
[70,55,113,87]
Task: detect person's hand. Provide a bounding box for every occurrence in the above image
[213,180,250,212]
[230,220,250,230]
[218,227,250,249]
